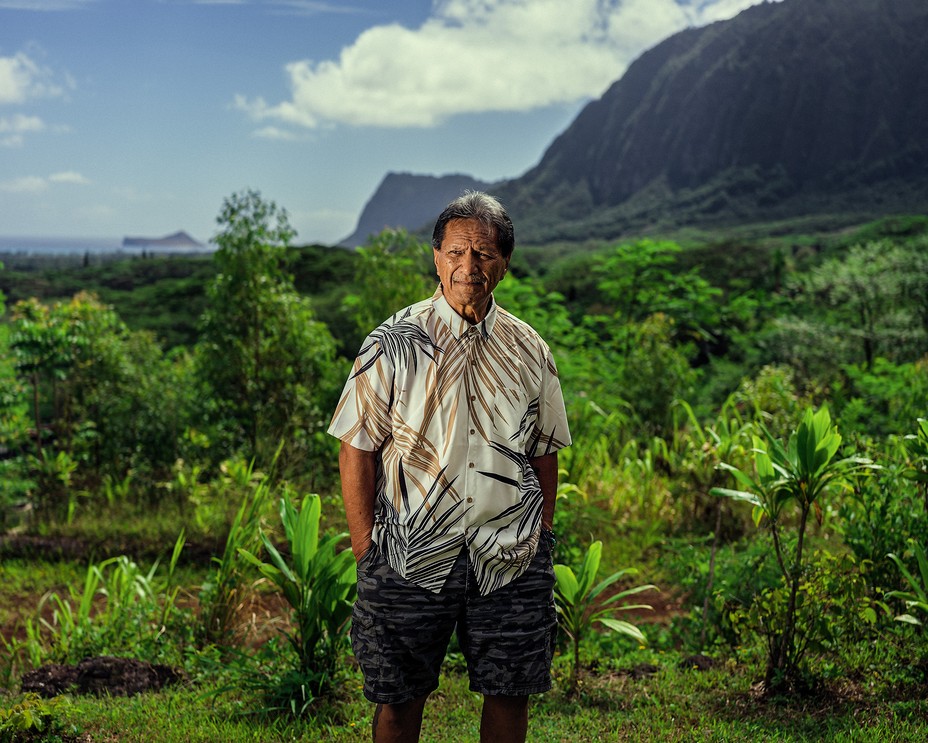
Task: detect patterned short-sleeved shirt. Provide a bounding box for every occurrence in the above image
[328,288,571,595]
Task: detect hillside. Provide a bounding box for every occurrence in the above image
[347,0,928,245]
[340,172,491,247]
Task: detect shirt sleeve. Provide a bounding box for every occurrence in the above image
[327,337,395,452]
[527,345,572,458]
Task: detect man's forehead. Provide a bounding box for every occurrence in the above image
[442,219,497,247]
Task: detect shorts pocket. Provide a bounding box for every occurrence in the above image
[356,541,379,573]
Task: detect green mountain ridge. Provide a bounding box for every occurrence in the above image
[350,0,928,246]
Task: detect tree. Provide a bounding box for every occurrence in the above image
[198,190,339,469]
[341,228,433,341]
[777,239,928,372]
[712,406,876,693]
[8,292,196,514]
[9,297,83,458]
[594,239,722,355]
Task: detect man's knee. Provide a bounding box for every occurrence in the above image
[483,693,528,713]
[373,694,430,742]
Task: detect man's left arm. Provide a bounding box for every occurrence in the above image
[530,452,559,531]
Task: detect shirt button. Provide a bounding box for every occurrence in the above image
[470,395,476,401]
[467,497,474,503]
[470,428,476,435]
[468,462,475,469]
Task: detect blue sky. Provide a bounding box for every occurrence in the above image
[0,0,771,245]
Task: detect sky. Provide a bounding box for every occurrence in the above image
[0,0,773,245]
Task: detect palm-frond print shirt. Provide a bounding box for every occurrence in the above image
[328,288,571,595]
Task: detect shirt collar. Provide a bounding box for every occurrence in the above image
[433,286,497,340]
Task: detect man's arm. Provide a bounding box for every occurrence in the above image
[338,441,377,561]
[529,452,558,531]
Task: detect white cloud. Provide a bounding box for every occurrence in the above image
[0,1,98,9]
[252,125,303,141]
[0,51,69,104]
[0,175,48,193]
[236,0,764,130]
[0,113,45,146]
[49,170,91,185]
[0,113,44,132]
[0,170,91,192]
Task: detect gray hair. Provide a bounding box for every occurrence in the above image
[431,191,515,258]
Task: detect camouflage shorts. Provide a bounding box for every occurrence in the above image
[351,533,557,704]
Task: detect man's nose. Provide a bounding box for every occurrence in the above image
[461,250,477,272]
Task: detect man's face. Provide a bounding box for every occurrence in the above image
[433,218,510,321]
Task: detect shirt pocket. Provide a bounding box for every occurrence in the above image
[492,386,531,448]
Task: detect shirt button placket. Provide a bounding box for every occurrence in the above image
[463,328,483,533]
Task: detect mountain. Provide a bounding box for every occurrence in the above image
[496,0,928,242]
[347,0,928,245]
[339,172,492,248]
[122,231,204,249]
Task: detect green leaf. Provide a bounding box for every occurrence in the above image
[597,583,658,607]
[577,541,603,598]
[710,486,763,509]
[596,617,647,643]
[554,565,580,603]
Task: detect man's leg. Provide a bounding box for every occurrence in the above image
[480,694,528,743]
[372,694,429,743]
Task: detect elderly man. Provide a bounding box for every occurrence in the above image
[328,191,570,743]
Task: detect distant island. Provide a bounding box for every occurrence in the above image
[122,231,204,249]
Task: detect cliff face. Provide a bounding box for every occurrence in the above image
[339,172,492,247]
[345,0,928,246]
[496,0,928,241]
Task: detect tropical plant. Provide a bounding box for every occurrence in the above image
[199,459,273,646]
[238,491,356,710]
[886,540,928,626]
[553,540,656,694]
[711,405,877,693]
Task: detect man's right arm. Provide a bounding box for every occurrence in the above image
[338,441,377,562]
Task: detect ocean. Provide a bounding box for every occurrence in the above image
[0,236,214,256]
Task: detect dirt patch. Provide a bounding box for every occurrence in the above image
[20,656,186,698]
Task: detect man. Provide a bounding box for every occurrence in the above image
[328,191,570,742]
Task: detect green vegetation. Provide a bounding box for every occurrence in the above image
[2,197,928,740]
[553,540,656,694]
[238,492,356,711]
